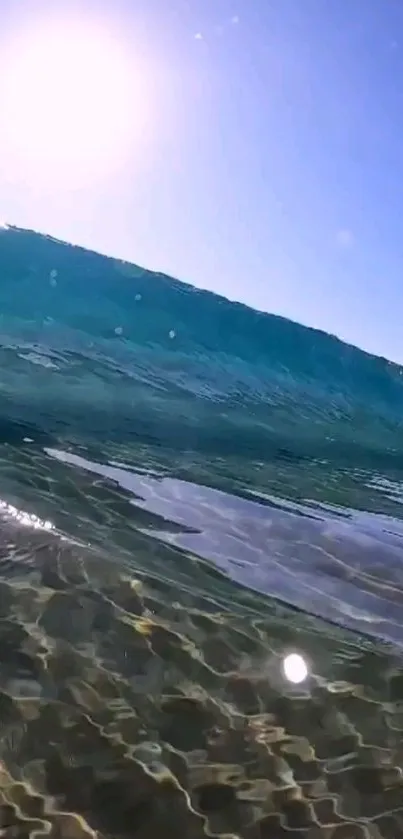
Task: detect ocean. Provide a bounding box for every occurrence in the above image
[0,223,403,838]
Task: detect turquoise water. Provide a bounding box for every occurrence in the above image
[1,225,403,837]
[2,224,403,641]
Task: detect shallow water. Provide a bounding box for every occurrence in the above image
[1,226,403,837]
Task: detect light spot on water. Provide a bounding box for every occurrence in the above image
[135,293,142,301]
[282,653,308,684]
[23,437,33,443]
[114,326,123,336]
[168,329,176,339]
[0,499,54,532]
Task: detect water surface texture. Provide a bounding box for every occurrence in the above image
[1,226,403,837]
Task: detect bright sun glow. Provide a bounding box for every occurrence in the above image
[0,16,150,188]
[282,653,308,684]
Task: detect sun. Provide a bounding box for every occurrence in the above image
[0,16,150,188]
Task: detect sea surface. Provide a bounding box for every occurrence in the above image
[1,225,403,837]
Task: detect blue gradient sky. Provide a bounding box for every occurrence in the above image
[0,0,401,360]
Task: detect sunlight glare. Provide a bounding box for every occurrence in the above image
[0,16,150,188]
[282,653,308,684]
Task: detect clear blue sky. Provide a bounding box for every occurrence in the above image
[0,0,402,361]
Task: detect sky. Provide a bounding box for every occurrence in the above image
[0,0,402,361]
